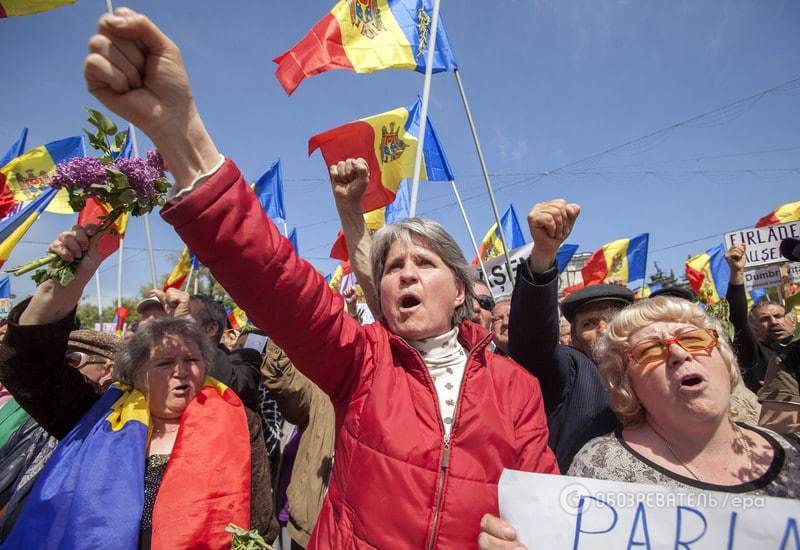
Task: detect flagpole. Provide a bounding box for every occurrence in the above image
[282,220,289,238]
[453,69,515,289]
[94,271,103,322]
[116,237,124,308]
[450,180,491,287]
[106,0,157,290]
[184,263,195,293]
[408,0,442,217]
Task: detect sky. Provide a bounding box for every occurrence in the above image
[1,0,798,306]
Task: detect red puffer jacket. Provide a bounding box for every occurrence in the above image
[162,159,559,549]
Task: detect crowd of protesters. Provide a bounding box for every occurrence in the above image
[0,8,798,549]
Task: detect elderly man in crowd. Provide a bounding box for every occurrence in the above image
[470,279,494,331]
[726,244,798,392]
[508,199,633,470]
[490,296,511,355]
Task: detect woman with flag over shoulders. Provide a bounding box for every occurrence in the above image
[0,224,278,547]
[81,7,558,548]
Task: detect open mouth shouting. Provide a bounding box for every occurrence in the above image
[398,291,422,314]
[676,372,707,394]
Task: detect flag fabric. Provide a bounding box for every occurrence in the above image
[685,244,729,304]
[581,233,649,286]
[0,0,74,17]
[4,378,250,549]
[253,159,286,221]
[555,244,579,274]
[755,200,800,227]
[472,204,527,266]
[0,187,57,269]
[288,227,299,254]
[189,252,200,271]
[0,128,28,219]
[309,97,451,213]
[385,180,412,223]
[163,248,192,291]
[112,306,130,337]
[227,305,248,331]
[0,275,10,299]
[77,198,130,260]
[0,136,83,215]
[274,0,457,95]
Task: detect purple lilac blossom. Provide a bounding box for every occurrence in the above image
[51,157,107,191]
[115,158,161,202]
[146,149,166,175]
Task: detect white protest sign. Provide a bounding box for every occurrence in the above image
[499,470,800,549]
[724,222,800,267]
[474,243,533,296]
[0,298,11,320]
[791,263,800,284]
[745,264,783,290]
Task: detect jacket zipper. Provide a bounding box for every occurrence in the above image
[426,439,451,550]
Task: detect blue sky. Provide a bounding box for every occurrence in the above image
[1,0,798,304]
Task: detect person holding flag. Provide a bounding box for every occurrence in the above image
[80,9,558,548]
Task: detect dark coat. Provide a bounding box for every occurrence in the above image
[509,262,620,471]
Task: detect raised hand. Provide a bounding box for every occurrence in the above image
[725,244,747,285]
[84,8,219,189]
[330,158,370,208]
[47,225,104,285]
[527,199,581,273]
[150,288,191,318]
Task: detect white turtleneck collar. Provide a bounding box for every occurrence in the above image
[406,327,468,440]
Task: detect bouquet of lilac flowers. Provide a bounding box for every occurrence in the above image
[8,109,171,286]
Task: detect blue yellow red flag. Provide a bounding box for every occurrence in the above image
[0,136,83,215]
[0,128,28,219]
[581,233,649,286]
[755,200,800,227]
[254,159,286,221]
[556,244,579,274]
[0,0,74,17]
[288,227,299,254]
[472,204,527,266]
[163,247,192,291]
[0,187,57,269]
[0,129,27,168]
[685,244,729,304]
[274,0,457,95]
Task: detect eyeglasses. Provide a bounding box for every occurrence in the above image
[627,328,718,369]
[476,295,495,312]
[66,352,108,369]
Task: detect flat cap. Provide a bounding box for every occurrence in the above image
[136,297,163,314]
[649,286,697,303]
[68,330,122,361]
[561,284,635,323]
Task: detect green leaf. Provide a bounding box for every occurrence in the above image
[115,130,128,150]
[31,269,51,286]
[118,188,137,205]
[104,167,128,188]
[85,107,117,135]
[68,195,87,212]
[58,267,76,287]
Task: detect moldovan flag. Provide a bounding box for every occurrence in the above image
[309,98,449,212]
[0,0,74,17]
[685,244,729,303]
[163,248,192,291]
[581,233,649,286]
[755,201,800,227]
[77,198,129,260]
[471,204,526,266]
[0,187,57,269]
[0,136,83,215]
[274,0,457,95]
[0,128,28,219]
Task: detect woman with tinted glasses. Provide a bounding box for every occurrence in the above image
[478,296,800,549]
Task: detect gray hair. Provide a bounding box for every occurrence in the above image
[114,317,215,391]
[370,217,475,326]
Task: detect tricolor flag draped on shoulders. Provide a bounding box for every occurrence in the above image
[0,136,83,215]
[0,187,57,269]
[274,0,457,95]
[471,204,526,266]
[4,379,251,548]
[0,0,74,17]
[0,128,28,219]
[685,244,729,303]
[581,233,649,287]
[755,200,800,227]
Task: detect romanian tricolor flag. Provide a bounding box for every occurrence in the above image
[755,200,800,227]
[227,305,249,331]
[0,0,74,17]
[309,97,451,213]
[0,187,56,269]
[274,0,457,95]
[77,197,129,260]
[685,244,729,304]
[581,233,649,287]
[0,128,28,219]
[471,204,526,266]
[5,378,250,549]
[0,136,83,215]
[163,247,192,291]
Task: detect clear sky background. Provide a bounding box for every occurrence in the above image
[1,0,798,305]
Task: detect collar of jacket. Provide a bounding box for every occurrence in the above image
[383,320,495,386]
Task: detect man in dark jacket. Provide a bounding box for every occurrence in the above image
[509,199,632,470]
[725,244,797,392]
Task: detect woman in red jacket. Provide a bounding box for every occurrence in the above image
[83,9,558,548]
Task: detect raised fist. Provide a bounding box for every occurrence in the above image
[527,199,580,273]
[330,158,370,207]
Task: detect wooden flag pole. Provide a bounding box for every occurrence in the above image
[450,180,491,289]
[408,0,442,217]
[453,69,515,289]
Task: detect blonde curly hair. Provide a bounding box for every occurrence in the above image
[595,296,740,427]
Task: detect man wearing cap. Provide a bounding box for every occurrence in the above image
[509,199,628,470]
[135,296,166,326]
